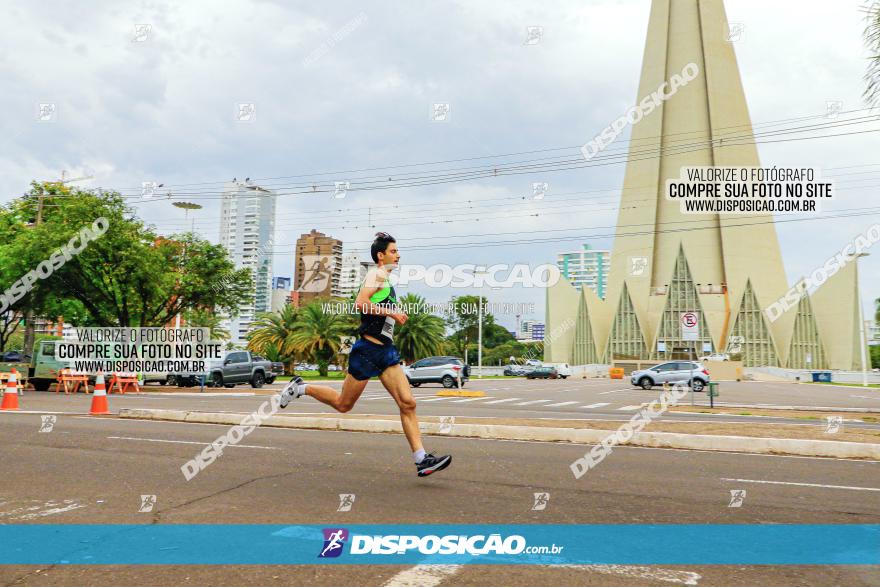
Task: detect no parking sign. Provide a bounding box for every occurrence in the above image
[680,312,699,341]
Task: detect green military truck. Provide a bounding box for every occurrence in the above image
[0,341,67,390]
[0,341,166,390]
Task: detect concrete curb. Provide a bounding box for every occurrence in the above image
[118,408,880,460]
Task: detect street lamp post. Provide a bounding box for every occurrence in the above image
[172,201,203,329]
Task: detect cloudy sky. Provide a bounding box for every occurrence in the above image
[2,0,879,332]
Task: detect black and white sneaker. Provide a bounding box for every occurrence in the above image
[416,453,452,477]
[278,376,305,409]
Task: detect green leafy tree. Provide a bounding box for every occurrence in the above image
[394,293,446,362]
[247,305,300,372]
[288,299,357,377]
[183,308,230,341]
[445,295,495,357]
[6,183,252,327]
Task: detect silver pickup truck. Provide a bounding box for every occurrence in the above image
[208,351,284,389]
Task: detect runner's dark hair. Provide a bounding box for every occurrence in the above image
[371,232,396,262]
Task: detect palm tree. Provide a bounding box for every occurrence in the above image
[183,308,230,341]
[865,1,880,105]
[394,293,446,362]
[288,299,356,376]
[247,304,299,373]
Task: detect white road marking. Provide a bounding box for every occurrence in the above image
[483,398,522,404]
[450,397,495,403]
[419,397,454,402]
[107,436,278,450]
[383,564,462,586]
[0,500,86,520]
[599,388,640,395]
[617,405,644,411]
[581,403,611,409]
[545,401,580,408]
[720,478,880,492]
[514,399,552,406]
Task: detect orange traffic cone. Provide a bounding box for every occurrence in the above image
[1,369,20,410]
[90,371,109,415]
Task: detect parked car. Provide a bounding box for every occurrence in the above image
[503,364,528,376]
[630,361,710,391]
[0,350,31,363]
[700,353,730,362]
[525,359,543,367]
[405,356,470,388]
[545,362,572,379]
[209,351,281,389]
[526,366,559,379]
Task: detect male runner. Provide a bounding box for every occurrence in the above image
[278,232,452,477]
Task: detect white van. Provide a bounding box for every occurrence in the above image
[546,363,572,379]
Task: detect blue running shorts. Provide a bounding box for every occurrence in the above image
[347,338,402,380]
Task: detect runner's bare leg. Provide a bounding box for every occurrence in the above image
[302,374,368,413]
[378,364,423,452]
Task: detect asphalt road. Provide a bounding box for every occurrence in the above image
[0,410,877,586]
[12,378,880,432]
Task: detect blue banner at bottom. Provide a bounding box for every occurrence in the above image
[0,525,876,565]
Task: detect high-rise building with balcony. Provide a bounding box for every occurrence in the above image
[218,180,277,344]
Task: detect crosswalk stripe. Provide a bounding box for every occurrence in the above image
[514,399,552,406]
[581,402,611,409]
[618,405,644,411]
[545,401,579,407]
[450,396,494,403]
[419,397,453,402]
[483,398,521,404]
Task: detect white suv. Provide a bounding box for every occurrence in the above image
[405,356,470,388]
[630,361,710,391]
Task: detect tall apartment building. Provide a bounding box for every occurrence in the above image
[557,244,610,300]
[218,180,277,344]
[293,230,343,306]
